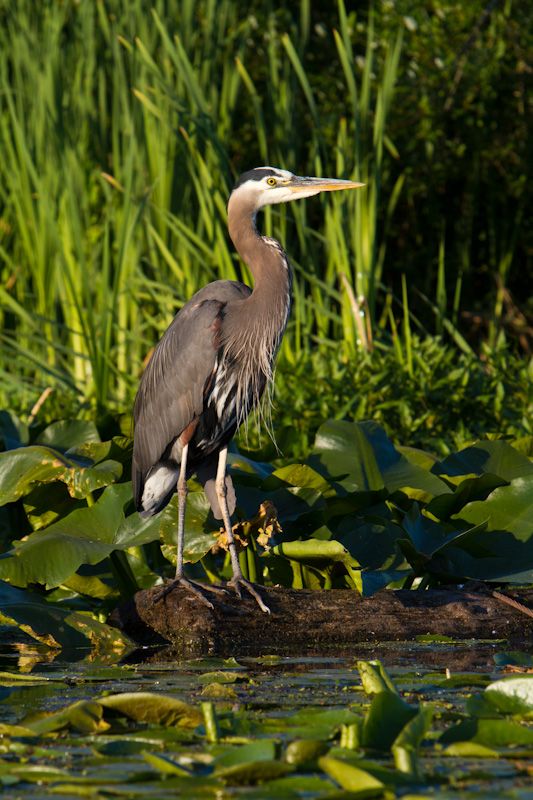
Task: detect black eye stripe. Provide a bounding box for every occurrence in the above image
[231,168,287,192]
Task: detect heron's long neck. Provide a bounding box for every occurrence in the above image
[226,197,292,427]
[227,200,292,318]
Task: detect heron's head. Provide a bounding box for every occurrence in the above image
[229,167,364,212]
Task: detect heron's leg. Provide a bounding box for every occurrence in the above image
[155,442,225,608]
[174,445,188,581]
[216,446,270,614]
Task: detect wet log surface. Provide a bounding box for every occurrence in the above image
[108,584,533,660]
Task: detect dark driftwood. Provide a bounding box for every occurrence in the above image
[108,584,533,659]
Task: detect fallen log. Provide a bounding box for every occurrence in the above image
[108,584,533,658]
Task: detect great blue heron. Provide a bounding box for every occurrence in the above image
[132,166,364,612]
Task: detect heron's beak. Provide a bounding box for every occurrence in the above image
[287,175,365,199]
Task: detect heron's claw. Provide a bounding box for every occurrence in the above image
[227,577,270,614]
[154,577,227,609]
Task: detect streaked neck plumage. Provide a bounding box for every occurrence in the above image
[225,190,292,427]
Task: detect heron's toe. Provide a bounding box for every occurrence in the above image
[228,577,270,614]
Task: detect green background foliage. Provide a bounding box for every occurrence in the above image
[0,0,531,449]
[0,0,532,620]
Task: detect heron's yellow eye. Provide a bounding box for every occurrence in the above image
[267,177,276,186]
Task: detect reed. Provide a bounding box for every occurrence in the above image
[1,0,524,430]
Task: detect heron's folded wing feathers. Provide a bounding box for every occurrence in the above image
[133,299,222,474]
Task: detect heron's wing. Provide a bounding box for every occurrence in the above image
[132,282,251,510]
[133,298,222,482]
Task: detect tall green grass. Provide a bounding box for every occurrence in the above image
[0,0,406,415]
[0,0,528,433]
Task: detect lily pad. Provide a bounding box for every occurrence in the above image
[484,677,533,718]
[99,692,203,727]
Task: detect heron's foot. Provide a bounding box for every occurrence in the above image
[154,577,227,609]
[227,576,270,614]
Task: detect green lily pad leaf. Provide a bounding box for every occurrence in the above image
[266,464,334,496]
[439,674,491,689]
[24,700,109,735]
[62,571,118,600]
[484,677,533,717]
[494,651,533,669]
[212,481,325,524]
[330,756,418,787]
[66,435,133,463]
[391,745,422,780]
[0,484,132,588]
[9,765,71,782]
[396,445,441,470]
[434,440,533,481]
[142,752,191,776]
[308,420,450,496]
[201,683,238,699]
[401,503,488,559]
[453,474,533,544]
[443,741,500,757]
[227,452,275,481]
[99,692,203,727]
[263,775,335,794]
[0,446,122,504]
[22,481,82,531]
[34,419,101,450]
[272,538,360,570]
[215,760,293,785]
[0,723,37,736]
[0,410,28,449]
[512,437,533,458]
[337,517,408,570]
[92,737,165,755]
[427,473,508,521]
[416,634,453,642]
[358,660,399,695]
[393,706,433,749]
[214,740,277,768]
[160,492,217,563]
[285,739,330,764]
[286,709,361,728]
[352,568,412,596]
[428,545,533,585]
[197,671,242,684]
[114,499,173,550]
[439,718,533,746]
[466,693,503,719]
[318,756,385,794]
[0,580,133,651]
[362,692,418,750]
